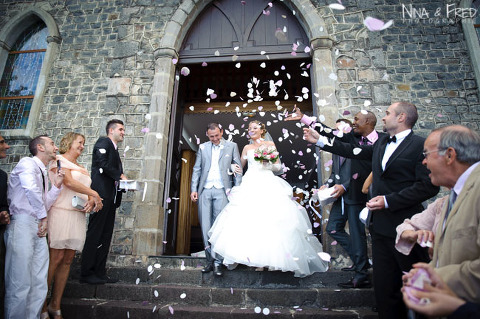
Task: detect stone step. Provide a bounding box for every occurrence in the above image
[60,298,378,319]
[70,263,360,289]
[65,282,374,309]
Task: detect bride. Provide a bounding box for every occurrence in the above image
[208,120,329,277]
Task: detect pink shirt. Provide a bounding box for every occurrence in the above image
[395,195,448,255]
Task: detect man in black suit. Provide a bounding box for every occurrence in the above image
[81,119,127,285]
[289,110,382,288]
[0,134,10,319]
[303,102,439,319]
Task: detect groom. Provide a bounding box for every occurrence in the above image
[190,123,242,276]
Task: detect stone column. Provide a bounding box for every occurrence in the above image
[132,47,177,257]
[310,36,338,255]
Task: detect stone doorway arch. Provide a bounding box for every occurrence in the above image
[133,0,337,257]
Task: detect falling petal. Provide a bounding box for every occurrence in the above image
[99,168,103,174]
[141,127,149,133]
[353,148,362,155]
[313,222,320,228]
[263,9,270,15]
[254,307,262,314]
[331,240,338,245]
[145,113,152,120]
[172,58,178,64]
[169,306,174,315]
[154,290,159,297]
[180,293,186,299]
[214,50,220,56]
[260,62,266,68]
[363,16,393,31]
[437,113,443,117]
[210,93,217,99]
[318,252,331,262]
[180,260,186,271]
[328,3,345,10]
[352,173,359,179]
[202,61,208,67]
[231,287,234,294]
[304,46,311,53]
[364,100,371,107]
[263,308,271,315]
[180,66,190,76]
[235,63,241,68]
[260,50,266,55]
[342,110,350,116]
[136,278,140,284]
[328,73,338,80]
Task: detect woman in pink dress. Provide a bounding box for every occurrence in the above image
[41,132,103,319]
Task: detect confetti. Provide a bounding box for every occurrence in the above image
[328,3,345,10]
[254,307,262,314]
[202,61,208,67]
[263,308,270,315]
[180,66,190,76]
[172,58,178,64]
[99,148,106,154]
[352,173,359,179]
[141,127,149,133]
[353,148,362,155]
[154,290,159,297]
[331,240,338,245]
[363,17,393,31]
[180,260,186,271]
[169,306,174,315]
[180,293,186,299]
[145,113,151,120]
[136,278,140,285]
[318,252,331,262]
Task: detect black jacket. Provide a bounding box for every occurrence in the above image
[90,137,123,207]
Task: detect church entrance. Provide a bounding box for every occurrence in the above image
[162,0,320,255]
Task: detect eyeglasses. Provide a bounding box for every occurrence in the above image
[422,149,445,159]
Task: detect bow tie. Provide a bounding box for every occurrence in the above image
[387,136,397,144]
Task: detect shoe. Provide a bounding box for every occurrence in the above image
[213,264,223,276]
[201,264,214,273]
[341,265,355,271]
[100,275,119,283]
[337,277,372,289]
[79,274,106,285]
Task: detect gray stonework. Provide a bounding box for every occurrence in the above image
[0,0,478,267]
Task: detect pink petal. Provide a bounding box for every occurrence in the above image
[291,51,297,56]
[342,110,351,115]
[166,197,172,203]
[352,173,359,179]
[263,9,270,15]
[363,17,393,31]
[331,240,337,245]
[313,222,320,228]
[141,127,150,133]
[207,107,213,111]
[172,58,178,64]
[202,61,208,67]
[210,93,217,99]
[169,306,174,315]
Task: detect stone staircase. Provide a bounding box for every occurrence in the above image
[59,256,378,318]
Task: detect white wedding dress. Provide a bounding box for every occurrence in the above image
[208,149,329,277]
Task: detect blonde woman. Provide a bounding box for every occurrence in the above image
[41,132,102,319]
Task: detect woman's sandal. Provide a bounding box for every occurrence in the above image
[48,306,63,319]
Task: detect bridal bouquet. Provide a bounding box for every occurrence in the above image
[253,144,279,164]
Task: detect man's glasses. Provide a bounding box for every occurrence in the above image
[422,149,445,159]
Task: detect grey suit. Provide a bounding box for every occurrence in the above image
[191,138,242,264]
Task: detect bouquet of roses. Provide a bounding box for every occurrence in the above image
[253,144,279,164]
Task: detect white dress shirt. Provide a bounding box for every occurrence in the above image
[381,129,411,171]
[7,156,61,219]
[204,144,224,189]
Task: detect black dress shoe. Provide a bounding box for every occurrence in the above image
[341,265,356,271]
[201,264,214,273]
[100,275,119,283]
[213,264,223,276]
[337,277,372,289]
[79,275,106,285]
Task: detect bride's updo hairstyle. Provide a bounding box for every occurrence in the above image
[249,120,267,138]
[59,132,85,154]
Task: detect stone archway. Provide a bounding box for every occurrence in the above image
[133,0,337,256]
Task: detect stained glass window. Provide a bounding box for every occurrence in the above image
[0,22,48,129]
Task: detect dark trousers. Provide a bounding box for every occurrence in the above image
[326,201,368,280]
[81,199,116,278]
[371,232,429,319]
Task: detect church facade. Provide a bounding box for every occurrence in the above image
[0,0,479,266]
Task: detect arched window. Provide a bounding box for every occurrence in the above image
[0,22,48,130]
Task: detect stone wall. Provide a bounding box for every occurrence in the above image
[0,0,478,265]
